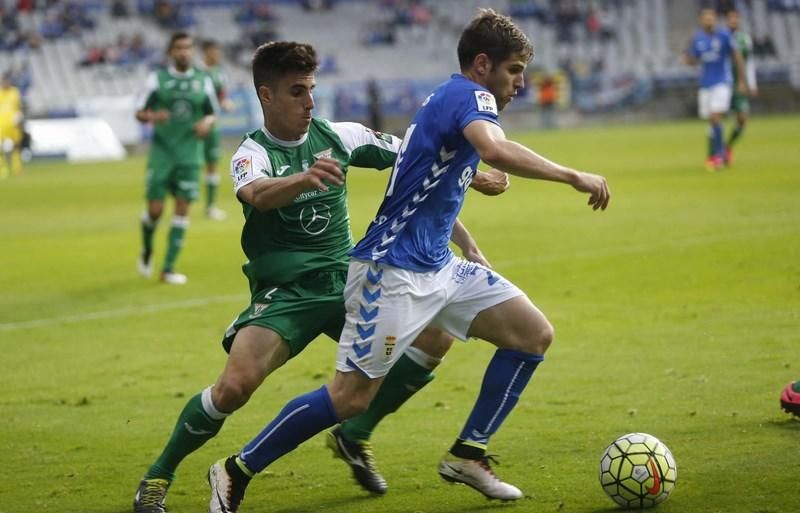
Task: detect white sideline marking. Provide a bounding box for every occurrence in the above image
[0,294,245,333]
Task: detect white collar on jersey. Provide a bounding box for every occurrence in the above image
[260,126,308,147]
[167,66,195,78]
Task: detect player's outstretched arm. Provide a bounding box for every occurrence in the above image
[194,114,217,138]
[451,218,491,268]
[464,120,610,211]
[470,168,510,196]
[135,109,170,123]
[237,157,344,212]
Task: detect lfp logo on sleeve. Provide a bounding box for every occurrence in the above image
[474,90,497,115]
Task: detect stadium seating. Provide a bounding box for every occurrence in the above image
[1,0,798,116]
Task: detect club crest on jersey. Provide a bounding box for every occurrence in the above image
[314,148,333,159]
[366,129,393,144]
[233,156,251,181]
[474,90,497,115]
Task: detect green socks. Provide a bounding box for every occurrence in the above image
[340,350,437,442]
[145,387,228,481]
[727,124,744,148]
[206,173,219,211]
[163,216,189,273]
[140,212,157,262]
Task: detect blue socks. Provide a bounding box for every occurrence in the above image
[458,349,544,447]
[239,386,338,474]
[235,350,543,472]
[710,122,724,158]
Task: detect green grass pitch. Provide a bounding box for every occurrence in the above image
[1,115,798,513]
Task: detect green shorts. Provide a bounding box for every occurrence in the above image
[222,270,347,358]
[730,93,750,114]
[203,128,221,165]
[145,160,201,202]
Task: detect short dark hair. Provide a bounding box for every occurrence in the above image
[202,39,219,52]
[251,41,318,91]
[167,31,192,52]
[457,8,533,70]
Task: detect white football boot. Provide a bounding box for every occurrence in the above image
[160,271,188,285]
[438,453,523,501]
[137,253,153,278]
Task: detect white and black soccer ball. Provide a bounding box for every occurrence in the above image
[599,432,677,509]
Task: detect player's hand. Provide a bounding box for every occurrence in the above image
[462,245,491,268]
[571,171,610,211]
[194,118,214,138]
[736,81,747,95]
[151,110,170,123]
[470,168,510,196]
[749,88,759,98]
[301,157,344,192]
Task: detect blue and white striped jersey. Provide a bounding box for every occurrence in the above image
[350,74,499,272]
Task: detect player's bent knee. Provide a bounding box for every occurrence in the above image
[511,318,554,355]
[533,320,555,354]
[212,373,258,412]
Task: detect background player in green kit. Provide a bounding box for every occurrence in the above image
[725,8,757,164]
[201,39,234,221]
[132,41,507,513]
[135,32,219,285]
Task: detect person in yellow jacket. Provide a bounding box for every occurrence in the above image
[0,73,24,179]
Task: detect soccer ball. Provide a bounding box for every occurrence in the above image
[599,432,677,509]
[780,380,800,418]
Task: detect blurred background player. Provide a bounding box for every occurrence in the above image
[201,39,235,221]
[684,7,747,171]
[724,8,757,165]
[135,32,218,285]
[0,73,24,179]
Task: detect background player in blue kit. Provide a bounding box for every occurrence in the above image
[207,9,609,511]
[685,6,747,171]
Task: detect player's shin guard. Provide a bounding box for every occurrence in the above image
[239,385,338,474]
[163,215,189,273]
[453,349,544,457]
[145,386,228,481]
[340,347,438,442]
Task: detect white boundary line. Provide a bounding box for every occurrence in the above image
[0,294,246,332]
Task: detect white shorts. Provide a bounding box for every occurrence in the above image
[698,83,732,119]
[336,257,525,378]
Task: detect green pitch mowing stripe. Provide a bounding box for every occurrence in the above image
[0,294,246,332]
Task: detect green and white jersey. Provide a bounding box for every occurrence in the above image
[136,67,219,165]
[230,119,401,285]
[732,29,757,91]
